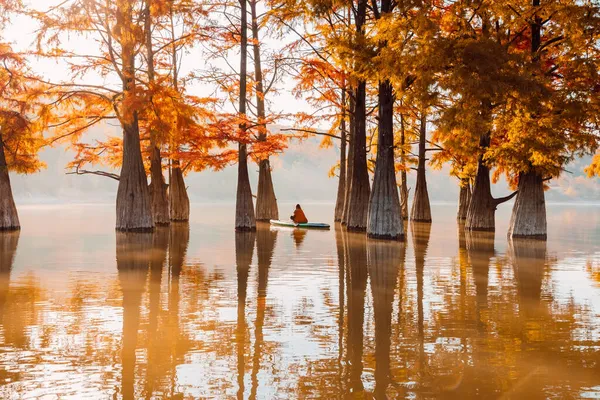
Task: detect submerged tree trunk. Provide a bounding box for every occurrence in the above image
[465,132,517,232]
[507,1,546,240]
[399,113,409,220]
[0,137,20,231]
[144,0,169,226]
[346,80,370,231]
[457,180,471,221]
[169,162,190,222]
[346,0,370,231]
[251,0,278,222]
[149,147,170,225]
[368,80,403,240]
[116,6,153,232]
[334,88,347,222]
[235,0,256,231]
[342,93,355,226]
[508,171,547,239]
[410,112,431,223]
[117,117,154,231]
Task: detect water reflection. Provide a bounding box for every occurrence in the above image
[235,230,256,400]
[368,238,403,399]
[345,230,368,395]
[116,232,152,400]
[0,205,599,398]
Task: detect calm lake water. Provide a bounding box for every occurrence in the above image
[0,203,599,399]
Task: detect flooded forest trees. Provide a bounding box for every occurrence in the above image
[1,0,599,239]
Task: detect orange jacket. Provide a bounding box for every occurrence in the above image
[292,208,308,224]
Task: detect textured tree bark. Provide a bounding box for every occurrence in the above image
[251,1,279,222]
[506,0,547,241]
[368,238,402,397]
[465,133,517,232]
[367,80,404,240]
[346,80,371,231]
[116,5,154,232]
[116,117,155,231]
[346,0,370,231]
[399,113,409,220]
[149,146,170,225]
[410,113,432,222]
[144,0,170,226]
[235,0,256,231]
[169,162,190,222]
[341,94,355,226]
[508,171,547,239]
[116,232,151,400]
[334,88,347,222]
[457,180,472,221]
[0,137,19,231]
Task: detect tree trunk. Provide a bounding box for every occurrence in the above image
[169,162,190,222]
[236,143,256,231]
[367,80,403,240]
[334,88,347,222]
[117,118,154,231]
[149,147,170,225]
[116,5,153,232]
[341,93,355,225]
[251,0,278,222]
[508,171,547,239]
[457,180,471,221]
[399,113,409,220]
[465,133,517,232]
[235,0,256,231]
[346,0,370,231]
[410,112,431,222]
[255,159,278,221]
[346,80,370,231]
[0,137,19,231]
[506,0,547,241]
[144,0,169,226]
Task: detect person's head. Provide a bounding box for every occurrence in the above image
[296,204,301,209]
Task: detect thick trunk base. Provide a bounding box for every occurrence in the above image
[149,147,170,226]
[410,169,432,223]
[367,80,403,240]
[255,159,279,221]
[508,171,547,240]
[236,144,256,231]
[116,123,154,232]
[457,182,471,221]
[0,144,20,231]
[169,166,190,222]
[465,161,495,231]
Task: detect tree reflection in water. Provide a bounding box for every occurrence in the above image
[235,230,256,400]
[368,237,403,399]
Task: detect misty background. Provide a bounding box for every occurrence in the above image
[10,124,600,206]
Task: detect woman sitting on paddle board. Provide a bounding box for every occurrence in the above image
[290,204,308,224]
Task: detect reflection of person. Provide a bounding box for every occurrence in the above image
[292,229,307,249]
[290,204,308,224]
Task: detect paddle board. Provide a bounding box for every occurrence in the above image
[270,220,330,229]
